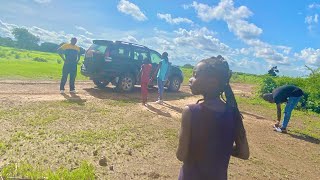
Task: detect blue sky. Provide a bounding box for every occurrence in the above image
[0,0,320,76]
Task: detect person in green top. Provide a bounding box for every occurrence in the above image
[57,37,80,94]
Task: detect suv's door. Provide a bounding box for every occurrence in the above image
[150,50,162,85]
[108,44,132,77]
[132,47,150,83]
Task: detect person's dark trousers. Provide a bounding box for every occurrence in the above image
[60,63,77,91]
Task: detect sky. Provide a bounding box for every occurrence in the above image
[0,0,320,76]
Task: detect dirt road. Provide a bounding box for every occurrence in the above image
[0,80,319,179]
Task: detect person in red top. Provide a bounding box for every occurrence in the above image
[140,58,152,105]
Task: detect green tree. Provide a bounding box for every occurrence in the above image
[39,42,60,53]
[12,28,40,50]
[0,36,15,47]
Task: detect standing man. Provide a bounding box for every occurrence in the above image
[262,85,304,133]
[58,37,80,93]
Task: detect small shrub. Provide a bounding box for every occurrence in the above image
[33,57,47,62]
[0,53,6,58]
[15,54,20,59]
[259,77,277,95]
[57,59,62,64]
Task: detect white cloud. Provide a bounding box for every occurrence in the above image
[33,0,51,3]
[189,0,293,66]
[120,35,139,44]
[190,0,262,40]
[117,0,147,21]
[305,14,319,31]
[295,48,320,66]
[308,3,320,9]
[255,47,289,65]
[173,27,230,53]
[75,26,93,36]
[0,19,92,48]
[157,13,193,24]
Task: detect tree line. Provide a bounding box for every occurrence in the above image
[0,28,85,54]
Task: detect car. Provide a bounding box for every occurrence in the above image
[81,40,184,92]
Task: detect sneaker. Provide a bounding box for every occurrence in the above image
[70,90,77,93]
[273,123,281,128]
[60,90,65,94]
[155,100,163,104]
[274,127,287,133]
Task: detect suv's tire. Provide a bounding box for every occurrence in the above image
[93,79,109,89]
[116,73,136,92]
[168,76,181,92]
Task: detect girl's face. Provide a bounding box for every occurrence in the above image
[189,62,218,96]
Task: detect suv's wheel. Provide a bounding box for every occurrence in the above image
[168,76,181,92]
[116,73,136,92]
[93,79,109,89]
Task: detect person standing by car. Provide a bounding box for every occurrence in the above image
[58,37,81,94]
[140,57,152,106]
[154,52,170,104]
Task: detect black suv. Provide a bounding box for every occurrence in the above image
[81,40,184,92]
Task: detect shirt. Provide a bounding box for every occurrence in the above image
[179,103,237,180]
[273,85,304,104]
[157,59,169,81]
[141,64,152,83]
[58,43,80,64]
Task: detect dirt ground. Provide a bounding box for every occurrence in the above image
[0,80,319,179]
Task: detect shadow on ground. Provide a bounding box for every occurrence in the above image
[83,85,192,103]
[61,93,87,105]
[287,132,320,145]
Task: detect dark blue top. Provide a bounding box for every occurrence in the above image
[273,85,303,104]
[179,103,236,180]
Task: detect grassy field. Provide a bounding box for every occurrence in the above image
[0,46,319,179]
[0,46,87,80]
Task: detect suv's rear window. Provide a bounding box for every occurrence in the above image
[88,44,108,54]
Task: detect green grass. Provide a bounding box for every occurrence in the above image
[0,141,8,155]
[181,67,192,85]
[0,46,87,80]
[1,161,95,180]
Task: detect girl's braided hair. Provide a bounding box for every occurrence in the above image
[197,55,243,131]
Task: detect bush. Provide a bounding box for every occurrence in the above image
[33,57,47,62]
[57,59,62,64]
[259,77,277,94]
[15,54,20,59]
[0,52,6,58]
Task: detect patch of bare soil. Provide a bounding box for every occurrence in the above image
[0,80,319,180]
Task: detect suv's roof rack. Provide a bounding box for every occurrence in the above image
[93,40,113,44]
[115,41,148,49]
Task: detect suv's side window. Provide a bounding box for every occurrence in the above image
[133,48,149,62]
[110,45,131,60]
[150,51,162,64]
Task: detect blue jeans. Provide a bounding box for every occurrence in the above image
[157,77,165,100]
[282,96,301,128]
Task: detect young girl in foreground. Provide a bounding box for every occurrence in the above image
[176,55,250,180]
